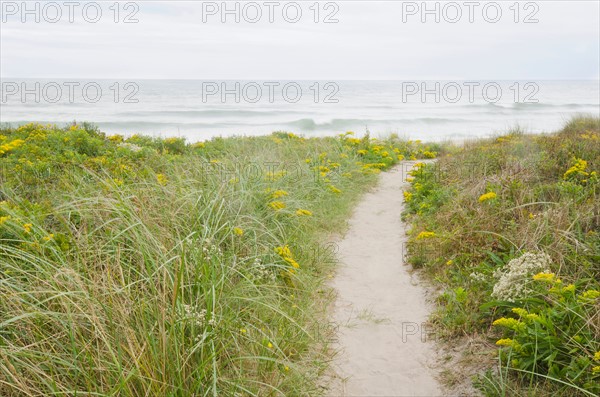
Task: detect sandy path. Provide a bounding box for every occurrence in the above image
[327,163,443,396]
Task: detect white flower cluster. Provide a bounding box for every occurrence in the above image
[248,258,276,283]
[182,304,207,327]
[118,142,143,152]
[469,271,487,283]
[202,238,222,257]
[492,252,551,302]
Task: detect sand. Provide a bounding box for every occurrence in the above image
[327,163,443,396]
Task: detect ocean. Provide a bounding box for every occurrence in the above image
[1,80,598,142]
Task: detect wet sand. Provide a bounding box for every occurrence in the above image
[328,163,443,396]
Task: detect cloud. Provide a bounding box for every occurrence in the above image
[1,0,598,79]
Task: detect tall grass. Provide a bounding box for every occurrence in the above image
[403,116,600,396]
[0,124,437,395]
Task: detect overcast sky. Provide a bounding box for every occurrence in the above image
[1,0,599,80]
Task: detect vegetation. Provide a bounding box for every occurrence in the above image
[403,116,600,396]
[0,122,438,396]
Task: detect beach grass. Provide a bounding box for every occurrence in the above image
[0,123,439,396]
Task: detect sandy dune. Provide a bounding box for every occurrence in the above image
[328,163,443,396]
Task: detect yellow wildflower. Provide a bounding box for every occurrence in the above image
[271,190,289,199]
[511,308,528,317]
[328,185,341,194]
[0,215,10,226]
[579,289,600,302]
[403,191,413,202]
[275,245,300,269]
[233,227,244,236]
[295,209,313,216]
[268,201,286,211]
[564,158,588,180]
[156,174,167,186]
[240,328,247,334]
[532,272,555,282]
[496,338,521,349]
[446,260,453,266]
[0,139,25,155]
[416,231,435,240]
[478,192,497,202]
[594,351,600,361]
[492,317,526,332]
[593,366,600,374]
[42,234,54,242]
[275,246,292,258]
[23,223,32,234]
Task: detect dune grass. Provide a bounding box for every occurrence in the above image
[0,123,439,396]
[402,116,600,396]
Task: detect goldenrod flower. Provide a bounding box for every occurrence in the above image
[328,185,341,194]
[416,231,435,240]
[511,308,528,317]
[579,289,600,302]
[0,139,25,155]
[275,245,300,269]
[496,338,521,350]
[564,158,588,180]
[275,246,292,258]
[271,190,289,199]
[478,192,497,202]
[532,272,555,282]
[403,191,413,202]
[156,174,167,186]
[492,317,526,332]
[268,201,286,211]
